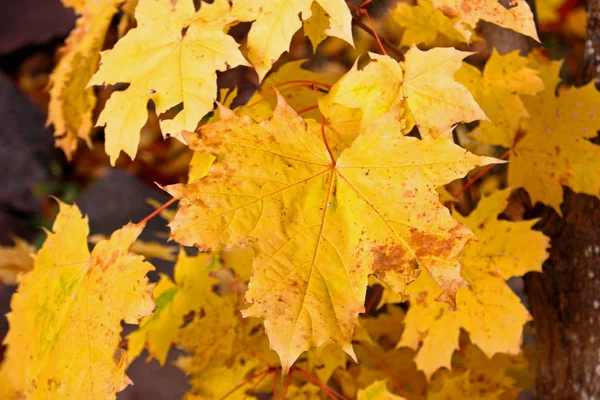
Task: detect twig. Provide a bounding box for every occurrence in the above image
[351,19,403,59]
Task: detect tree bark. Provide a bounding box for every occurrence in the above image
[524,2,600,397]
[525,190,600,398]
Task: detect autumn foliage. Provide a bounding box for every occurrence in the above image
[1,0,599,398]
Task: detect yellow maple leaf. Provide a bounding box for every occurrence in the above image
[402,47,488,138]
[302,341,348,383]
[49,0,122,159]
[319,49,484,149]
[428,342,534,399]
[358,380,405,400]
[231,0,353,80]
[507,61,600,211]
[89,0,248,165]
[127,250,220,365]
[428,371,475,399]
[0,237,33,285]
[166,93,497,371]
[345,327,427,399]
[285,383,322,399]
[456,50,544,148]
[398,188,549,378]
[319,53,407,151]
[398,272,461,378]
[432,0,539,42]
[177,295,239,372]
[386,0,471,47]
[3,202,155,398]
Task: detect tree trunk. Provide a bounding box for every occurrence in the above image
[525,190,600,398]
[524,2,600,397]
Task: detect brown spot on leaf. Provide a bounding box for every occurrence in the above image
[113,347,126,368]
[370,243,417,281]
[410,226,462,260]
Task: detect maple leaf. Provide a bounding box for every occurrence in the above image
[48,0,122,159]
[358,380,405,400]
[231,0,353,80]
[345,315,427,399]
[386,0,471,47]
[432,0,539,42]
[401,47,487,138]
[177,295,239,372]
[319,53,407,152]
[457,50,544,148]
[398,188,549,378]
[286,383,322,399]
[0,237,33,285]
[429,342,535,399]
[166,93,497,371]
[508,61,600,211]
[88,0,248,165]
[127,250,219,365]
[320,49,487,148]
[2,202,155,398]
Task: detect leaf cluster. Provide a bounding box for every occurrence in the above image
[1,0,599,398]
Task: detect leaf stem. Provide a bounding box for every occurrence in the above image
[351,20,403,59]
[292,367,348,400]
[272,369,279,398]
[243,368,271,399]
[280,370,295,400]
[219,368,272,400]
[274,80,332,90]
[456,149,511,196]
[356,342,406,397]
[137,197,177,225]
[297,105,320,115]
[321,116,336,165]
[242,340,274,368]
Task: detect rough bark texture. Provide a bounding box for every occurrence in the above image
[584,0,600,84]
[525,189,600,398]
[524,2,600,397]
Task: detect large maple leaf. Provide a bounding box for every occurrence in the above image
[88,0,248,165]
[2,202,155,398]
[399,189,549,377]
[166,94,497,371]
[231,0,353,80]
